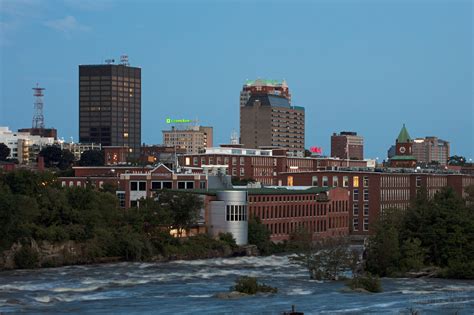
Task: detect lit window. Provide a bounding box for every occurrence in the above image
[185,157,191,166]
[353,176,359,188]
[287,176,294,186]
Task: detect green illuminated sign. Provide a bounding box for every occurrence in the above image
[166,118,193,124]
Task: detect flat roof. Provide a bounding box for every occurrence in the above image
[168,187,331,196]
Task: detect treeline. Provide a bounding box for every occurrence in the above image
[366,186,474,279]
[0,169,236,268]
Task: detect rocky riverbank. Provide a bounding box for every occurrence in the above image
[0,239,259,270]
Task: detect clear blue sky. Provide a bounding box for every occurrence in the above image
[1,0,472,160]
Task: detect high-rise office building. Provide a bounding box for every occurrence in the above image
[240,79,291,107]
[240,79,304,154]
[331,131,364,160]
[413,137,450,166]
[79,59,141,158]
[162,125,213,154]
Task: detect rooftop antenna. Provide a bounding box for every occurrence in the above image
[32,83,45,129]
[120,54,129,66]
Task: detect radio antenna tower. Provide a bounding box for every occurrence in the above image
[32,83,45,129]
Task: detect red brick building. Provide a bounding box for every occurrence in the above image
[180,146,368,185]
[331,131,364,160]
[194,186,350,243]
[278,170,474,237]
[59,164,208,208]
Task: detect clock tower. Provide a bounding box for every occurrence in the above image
[389,124,417,168]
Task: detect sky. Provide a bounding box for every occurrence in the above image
[0,0,472,160]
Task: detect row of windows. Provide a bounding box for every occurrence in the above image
[381,176,410,188]
[265,220,327,235]
[352,189,369,201]
[353,218,369,231]
[311,175,369,188]
[250,195,317,203]
[130,180,205,191]
[381,189,410,201]
[226,205,247,221]
[352,203,369,216]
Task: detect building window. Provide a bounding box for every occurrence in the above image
[209,157,214,165]
[138,182,146,191]
[232,168,237,176]
[193,157,198,166]
[240,167,245,176]
[76,181,81,187]
[116,191,125,208]
[186,181,194,189]
[353,218,359,231]
[61,181,66,187]
[151,181,162,190]
[353,176,359,188]
[363,176,369,187]
[232,157,237,165]
[178,181,186,189]
[343,176,349,187]
[333,176,338,187]
[217,157,221,165]
[240,157,245,165]
[312,176,318,186]
[185,157,191,166]
[363,204,369,216]
[130,181,138,191]
[363,189,369,201]
[162,181,172,189]
[353,203,359,215]
[363,218,369,231]
[287,176,294,186]
[131,200,138,208]
[353,189,359,201]
[200,181,206,189]
[226,205,247,221]
[201,157,206,165]
[322,176,328,187]
[224,157,229,164]
[416,176,421,187]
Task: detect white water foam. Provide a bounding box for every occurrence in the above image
[51,285,102,293]
[188,294,213,298]
[287,288,313,295]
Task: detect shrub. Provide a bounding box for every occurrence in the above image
[218,232,237,248]
[14,245,39,269]
[346,274,382,293]
[232,276,278,294]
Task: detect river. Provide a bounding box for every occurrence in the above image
[1,255,473,314]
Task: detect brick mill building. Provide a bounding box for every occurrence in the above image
[278,170,474,237]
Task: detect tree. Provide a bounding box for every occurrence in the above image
[291,236,355,280]
[248,216,272,254]
[79,150,104,166]
[0,143,10,161]
[157,190,203,236]
[365,209,402,276]
[39,146,75,170]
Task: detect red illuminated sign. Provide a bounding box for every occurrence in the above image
[310,146,323,154]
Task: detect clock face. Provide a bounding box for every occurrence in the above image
[399,146,406,154]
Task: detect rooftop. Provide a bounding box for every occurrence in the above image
[397,124,412,143]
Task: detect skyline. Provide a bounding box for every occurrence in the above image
[0,0,472,160]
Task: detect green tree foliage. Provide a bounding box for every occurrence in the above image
[39,146,75,170]
[346,274,382,293]
[0,170,237,265]
[0,143,11,161]
[156,190,202,236]
[366,186,474,279]
[291,236,355,280]
[232,276,277,294]
[247,216,272,254]
[79,150,105,166]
